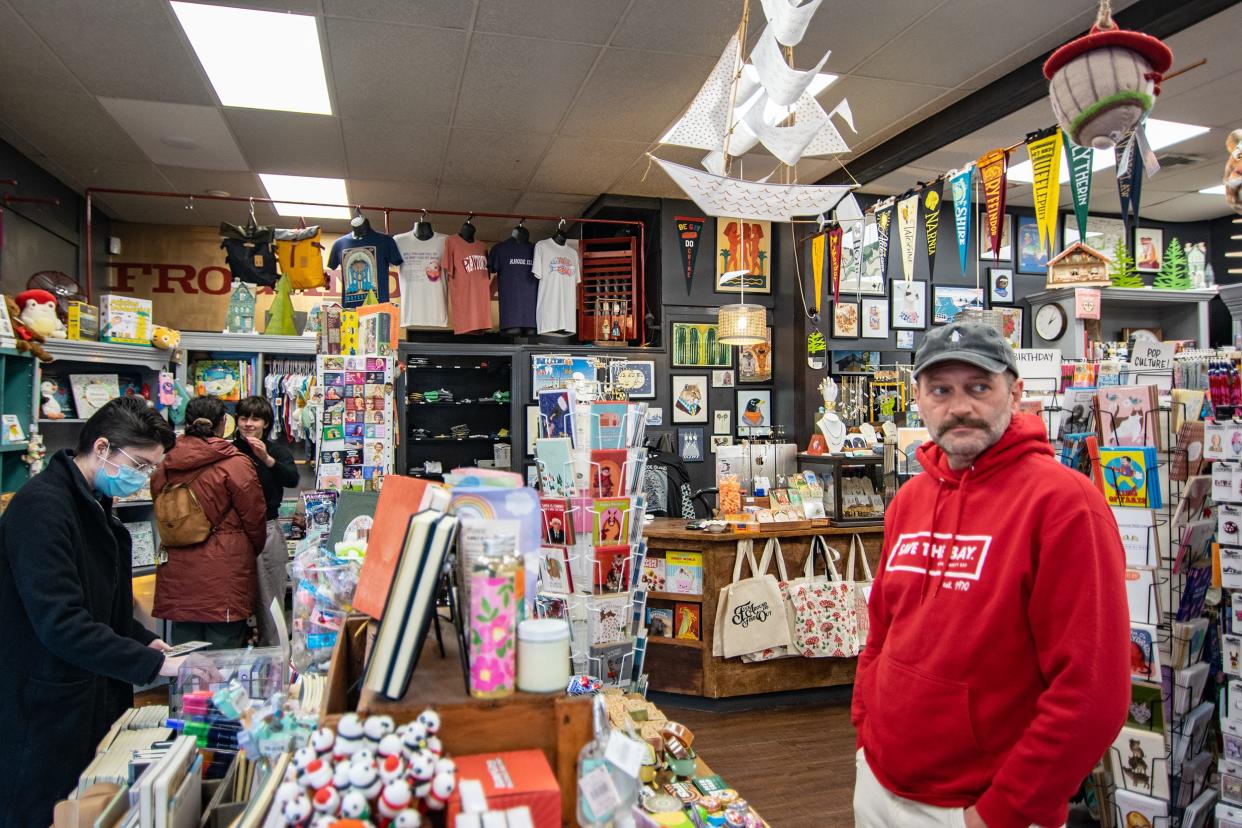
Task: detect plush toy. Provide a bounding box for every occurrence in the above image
[22,432,45,475]
[40,380,64,419]
[4,296,51,362]
[151,326,180,350]
[14,289,67,339]
[1225,128,1242,215]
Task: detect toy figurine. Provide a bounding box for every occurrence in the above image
[39,381,63,420]
[22,432,45,475]
[14,289,67,339]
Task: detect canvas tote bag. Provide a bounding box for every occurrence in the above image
[789,536,860,657]
[846,534,875,649]
[741,537,801,663]
[711,539,792,659]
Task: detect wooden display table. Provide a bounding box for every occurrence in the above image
[641,518,884,698]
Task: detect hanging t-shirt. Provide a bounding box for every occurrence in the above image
[487,238,538,329]
[327,229,402,308]
[532,238,581,335]
[394,230,449,328]
[442,235,492,335]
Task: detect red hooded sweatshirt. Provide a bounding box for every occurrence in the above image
[852,414,1129,828]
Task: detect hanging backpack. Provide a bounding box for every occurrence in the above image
[219,219,278,287]
[154,471,213,547]
[274,224,326,290]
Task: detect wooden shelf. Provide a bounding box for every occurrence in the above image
[648,591,703,603]
[648,636,704,649]
[39,418,87,424]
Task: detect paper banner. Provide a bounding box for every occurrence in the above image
[1027,129,1062,257]
[1115,132,1145,236]
[674,216,705,294]
[919,181,944,282]
[828,224,843,305]
[976,148,1009,260]
[811,232,826,313]
[949,167,973,275]
[875,201,894,285]
[850,218,864,297]
[1062,132,1094,244]
[897,193,919,282]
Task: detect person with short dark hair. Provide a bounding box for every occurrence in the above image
[234,396,299,646]
[0,397,200,821]
[152,397,266,649]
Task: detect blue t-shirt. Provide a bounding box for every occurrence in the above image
[488,238,538,329]
[328,230,402,308]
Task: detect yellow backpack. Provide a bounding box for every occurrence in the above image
[274,225,326,290]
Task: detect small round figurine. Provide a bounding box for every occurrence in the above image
[425,771,455,811]
[377,733,403,760]
[311,786,341,815]
[281,793,313,826]
[378,780,412,819]
[339,790,370,821]
[363,715,395,744]
[293,746,319,777]
[350,749,376,769]
[301,758,333,791]
[401,722,428,755]
[423,735,443,757]
[434,757,456,777]
[416,708,441,736]
[392,810,423,828]
[274,781,303,807]
[378,754,406,785]
[331,761,352,791]
[347,762,382,801]
[310,727,336,756]
[337,713,365,741]
[408,749,436,785]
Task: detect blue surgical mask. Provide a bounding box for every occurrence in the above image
[94,450,151,499]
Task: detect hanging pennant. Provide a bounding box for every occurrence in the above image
[875,200,894,285]
[828,224,843,305]
[919,181,944,282]
[1063,132,1094,244]
[675,216,705,295]
[850,219,864,298]
[811,232,826,313]
[1026,129,1062,257]
[1115,131,1145,237]
[949,166,973,275]
[977,148,1009,260]
[897,193,919,282]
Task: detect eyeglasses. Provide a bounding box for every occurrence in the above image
[111,446,159,477]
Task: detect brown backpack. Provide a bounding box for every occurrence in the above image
[154,473,213,547]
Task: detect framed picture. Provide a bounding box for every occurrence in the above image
[832,350,881,375]
[608,359,655,398]
[896,330,915,350]
[716,218,772,294]
[999,307,1023,349]
[861,298,889,339]
[711,369,735,388]
[531,355,597,398]
[979,212,1012,260]
[736,389,772,436]
[670,375,708,423]
[1063,214,1125,259]
[988,267,1014,304]
[710,434,734,453]
[645,407,664,426]
[678,427,705,463]
[714,409,731,435]
[525,405,540,455]
[932,286,984,325]
[1135,227,1164,272]
[832,301,860,338]
[738,327,772,383]
[841,221,886,295]
[1016,214,1049,275]
[891,280,927,330]
[672,322,732,367]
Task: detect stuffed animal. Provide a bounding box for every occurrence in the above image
[1225,128,1242,215]
[39,380,64,419]
[151,326,180,350]
[4,296,51,362]
[14,289,67,339]
[22,431,45,475]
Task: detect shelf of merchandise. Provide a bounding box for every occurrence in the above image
[1024,286,1216,358]
[41,339,173,372]
[648,591,703,603]
[0,442,29,454]
[647,636,704,650]
[0,347,34,492]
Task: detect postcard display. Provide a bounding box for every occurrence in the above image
[531,366,651,689]
[314,354,396,491]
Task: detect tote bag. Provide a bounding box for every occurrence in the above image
[846,534,875,649]
[789,536,860,658]
[741,537,800,663]
[711,539,791,659]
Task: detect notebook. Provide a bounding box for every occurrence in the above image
[352,476,448,619]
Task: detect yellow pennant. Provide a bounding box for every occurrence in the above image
[811,232,826,312]
[1027,130,1063,256]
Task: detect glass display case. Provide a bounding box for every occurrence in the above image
[797,453,886,526]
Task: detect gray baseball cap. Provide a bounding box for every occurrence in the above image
[912,321,1019,379]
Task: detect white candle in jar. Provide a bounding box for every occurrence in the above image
[516,619,570,693]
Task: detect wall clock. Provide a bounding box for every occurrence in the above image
[1034,303,1068,342]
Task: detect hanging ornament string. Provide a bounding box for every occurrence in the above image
[1095,0,1115,29]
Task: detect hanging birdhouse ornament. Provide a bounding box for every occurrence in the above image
[1042,0,1172,149]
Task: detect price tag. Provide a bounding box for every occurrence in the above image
[578,764,622,817]
[605,730,646,778]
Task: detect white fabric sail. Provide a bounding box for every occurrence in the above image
[750,25,831,106]
[797,94,851,156]
[740,90,827,167]
[758,0,824,47]
[701,151,727,176]
[653,157,854,221]
[661,33,741,152]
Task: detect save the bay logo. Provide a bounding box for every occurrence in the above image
[732,600,772,627]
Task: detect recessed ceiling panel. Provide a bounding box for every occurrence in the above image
[100,98,249,171]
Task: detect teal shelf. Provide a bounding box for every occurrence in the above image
[0,349,35,493]
[0,442,29,453]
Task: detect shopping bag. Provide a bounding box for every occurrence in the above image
[711,539,791,659]
[741,537,800,663]
[789,535,860,657]
[847,534,875,649]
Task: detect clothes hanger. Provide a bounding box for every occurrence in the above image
[511,218,529,243]
[553,218,568,245]
[458,212,476,243]
[414,209,434,241]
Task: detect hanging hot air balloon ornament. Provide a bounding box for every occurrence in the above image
[1042,0,1172,149]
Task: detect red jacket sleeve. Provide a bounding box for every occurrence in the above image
[975,488,1130,828]
[852,502,897,747]
[225,457,268,553]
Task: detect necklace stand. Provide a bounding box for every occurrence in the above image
[816,376,847,453]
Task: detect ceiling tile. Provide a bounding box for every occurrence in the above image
[225,110,346,177]
[342,120,449,183]
[561,48,714,142]
[0,1,82,93]
[8,0,213,104]
[511,191,594,220]
[325,18,466,125]
[527,136,646,195]
[321,0,472,29]
[158,167,265,198]
[191,0,321,11]
[475,0,626,44]
[345,179,436,213]
[609,156,690,199]
[442,129,554,190]
[795,0,942,75]
[454,33,599,132]
[99,194,251,227]
[611,0,742,57]
[99,98,249,171]
[1158,69,1242,130]
[0,88,147,164]
[821,77,951,151]
[53,157,171,191]
[434,185,523,214]
[1137,193,1234,223]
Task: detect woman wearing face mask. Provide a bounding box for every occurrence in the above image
[0,397,194,821]
[152,396,267,649]
[233,396,299,646]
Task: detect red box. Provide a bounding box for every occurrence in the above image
[446,749,562,828]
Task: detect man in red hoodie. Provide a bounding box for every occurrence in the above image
[852,322,1129,828]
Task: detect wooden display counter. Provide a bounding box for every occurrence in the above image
[641,518,885,698]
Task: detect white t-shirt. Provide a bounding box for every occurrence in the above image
[532,238,581,335]
[394,230,449,328]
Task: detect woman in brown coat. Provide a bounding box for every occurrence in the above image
[153,396,267,648]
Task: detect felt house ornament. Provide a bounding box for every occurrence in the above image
[1045,242,1112,289]
[225,279,256,334]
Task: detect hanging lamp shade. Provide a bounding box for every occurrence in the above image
[717,302,767,346]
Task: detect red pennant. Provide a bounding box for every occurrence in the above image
[828,225,843,305]
[977,148,1009,260]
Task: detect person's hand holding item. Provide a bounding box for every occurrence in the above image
[158,652,223,685]
[147,639,171,653]
[245,436,274,467]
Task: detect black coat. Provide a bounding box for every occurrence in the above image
[0,450,165,827]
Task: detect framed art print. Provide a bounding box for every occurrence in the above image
[840,221,886,295]
[1016,214,1049,275]
[832,301,860,338]
[671,375,708,423]
[999,307,1023,349]
[932,286,984,325]
[896,330,915,350]
[738,327,772,383]
[678,427,705,463]
[736,390,772,436]
[710,434,734,453]
[1135,227,1164,272]
[711,369,735,388]
[532,355,597,399]
[608,359,655,398]
[715,218,772,294]
[714,409,731,434]
[1063,214,1125,259]
[891,280,927,330]
[832,350,881,375]
[989,267,1014,304]
[979,212,1012,260]
[861,298,889,339]
[672,322,732,367]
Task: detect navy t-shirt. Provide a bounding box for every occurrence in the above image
[488,238,538,329]
[328,230,402,308]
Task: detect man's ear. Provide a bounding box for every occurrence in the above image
[1010,376,1024,413]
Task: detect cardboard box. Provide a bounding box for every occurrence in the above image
[99,294,152,345]
[67,301,99,340]
[447,750,561,828]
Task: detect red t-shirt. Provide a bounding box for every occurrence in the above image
[442,235,491,334]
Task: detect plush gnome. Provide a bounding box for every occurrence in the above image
[14,289,67,339]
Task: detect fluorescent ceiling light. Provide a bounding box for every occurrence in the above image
[171,2,331,115]
[659,69,839,143]
[1199,184,1225,195]
[258,174,350,219]
[1007,119,1210,183]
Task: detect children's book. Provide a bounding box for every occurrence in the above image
[594,545,632,593]
[592,497,632,546]
[193,360,244,401]
[41,375,76,418]
[1100,446,1162,508]
[641,556,666,591]
[535,438,573,498]
[1126,681,1165,732]
[70,373,120,419]
[537,388,577,446]
[1095,384,1161,449]
[664,551,703,595]
[589,449,628,498]
[540,497,574,545]
[1057,387,1098,441]
[1130,623,1161,682]
[646,607,673,638]
[538,546,573,594]
[674,603,700,640]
